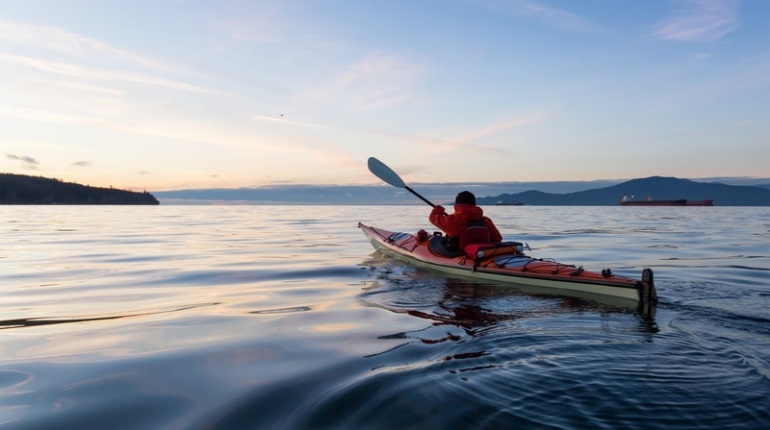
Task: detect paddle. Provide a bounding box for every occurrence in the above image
[367,157,437,208]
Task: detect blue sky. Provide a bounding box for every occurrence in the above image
[1,0,768,191]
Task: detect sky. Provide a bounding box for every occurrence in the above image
[1,0,768,192]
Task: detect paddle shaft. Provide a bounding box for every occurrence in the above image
[404,185,436,208]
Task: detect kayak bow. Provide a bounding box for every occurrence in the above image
[359,223,657,310]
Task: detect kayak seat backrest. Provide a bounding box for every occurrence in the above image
[460,225,491,253]
[428,234,466,258]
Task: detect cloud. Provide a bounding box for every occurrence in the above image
[72,161,91,167]
[651,0,740,43]
[0,106,99,125]
[307,52,428,111]
[211,3,344,52]
[0,54,224,96]
[52,80,125,96]
[6,153,39,168]
[212,6,293,45]
[250,114,337,130]
[471,0,600,32]
[0,19,191,75]
[354,113,544,159]
[455,112,547,143]
[660,50,770,106]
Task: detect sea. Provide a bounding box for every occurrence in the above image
[1,205,768,430]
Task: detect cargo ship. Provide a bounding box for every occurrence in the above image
[620,195,713,206]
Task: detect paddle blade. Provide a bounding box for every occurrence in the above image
[367,157,406,188]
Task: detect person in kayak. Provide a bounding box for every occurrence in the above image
[429,190,503,253]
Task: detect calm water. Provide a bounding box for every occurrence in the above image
[1,205,769,429]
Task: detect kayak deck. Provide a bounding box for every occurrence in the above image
[358,223,657,309]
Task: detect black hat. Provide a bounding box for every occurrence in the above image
[455,191,476,206]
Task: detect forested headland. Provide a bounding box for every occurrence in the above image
[1,174,159,205]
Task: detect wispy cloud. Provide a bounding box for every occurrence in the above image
[0,54,224,95]
[307,52,428,111]
[212,5,293,45]
[455,112,546,143]
[50,80,124,96]
[355,111,546,158]
[651,0,740,43]
[6,153,40,169]
[471,0,600,32]
[251,114,337,130]
[0,19,190,75]
[210,3,345,53]
[72,161,91,167]
[0,106,101,125]
[659,50,770,107]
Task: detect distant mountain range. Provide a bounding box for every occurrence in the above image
[3,173,769,205]
[1,174,159,205]
[477,176,770,206]
[154,176,770,206]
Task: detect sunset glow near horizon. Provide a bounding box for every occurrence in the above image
[1,0,768,192]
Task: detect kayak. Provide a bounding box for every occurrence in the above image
[359,223,657,310]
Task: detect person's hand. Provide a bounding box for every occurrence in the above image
[431,205,445,215]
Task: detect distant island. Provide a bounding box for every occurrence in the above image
[1,174,159,205]
[476,176,770,206]
[153,176,770,206]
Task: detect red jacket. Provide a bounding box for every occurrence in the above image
[429,203,503,242]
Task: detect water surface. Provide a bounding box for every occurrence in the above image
[1,206,768,429]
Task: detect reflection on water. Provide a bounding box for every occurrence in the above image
[360,256,659,333]
[0,303,219,330]
[361,252,656,324]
